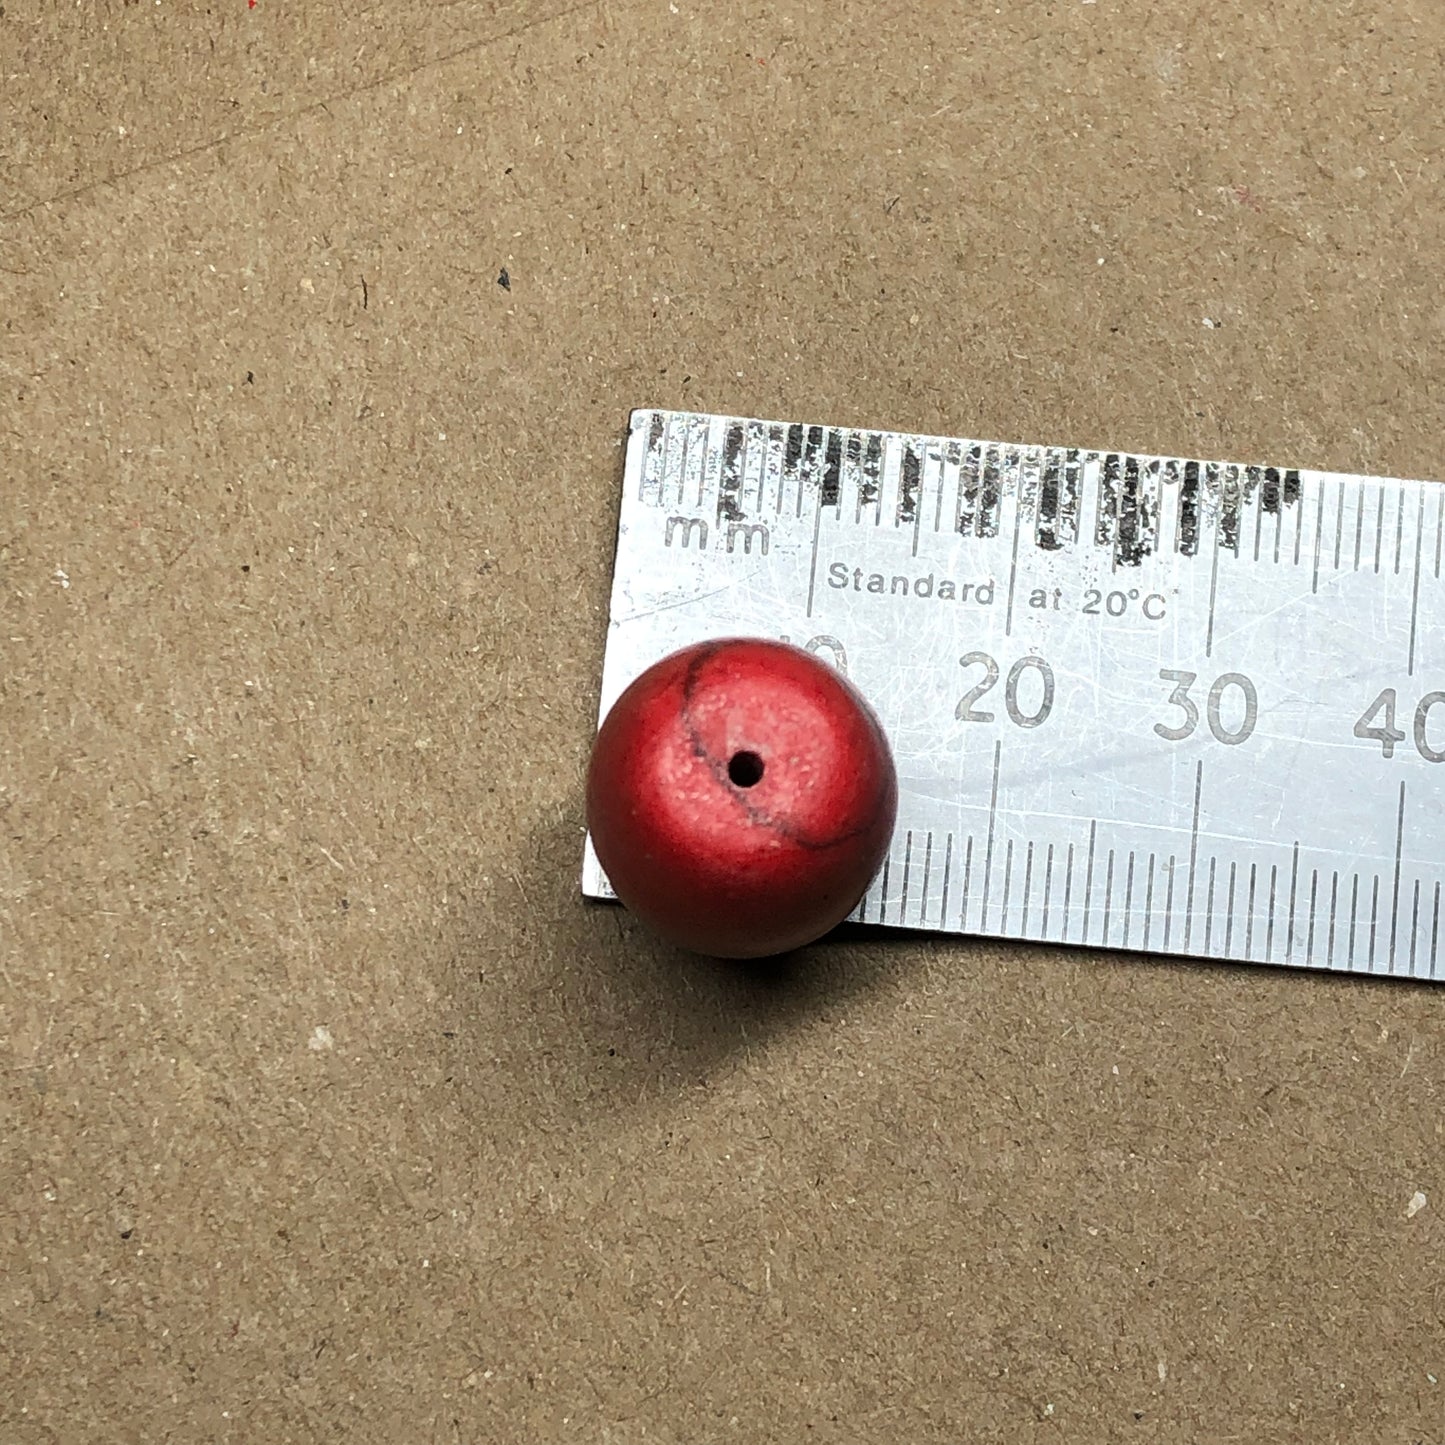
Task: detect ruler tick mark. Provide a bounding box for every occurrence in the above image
[1021,840,1035,932]
[939,832,954,927]
[1286,843,1300,965]
[1082,821,1099,943]
[1163,857,1177,951]
[1225,861,1238,957]
[1122,850,1136,950]
[1311,482,1325,593]
[1063,842,1076,941]
[959,836,975,931]
[1410,879,1420,976]
[1334,482,1346,571]
[1143,853,1156,951]
[1393,484,1406,574]
[1373,484,1386,574]
[1184,761,1203,950]
[877,853,892,924]
[1409,488,1425,675]
[1004,503,1023,636]
[1390,781,1406,972]
[1245,864,1258,959]
[1042,843,1055,937]
[1353,486,1366,572]
[1327,871,1340,969]
[900,831,914,929]
[904,441,924,554]
[919,830,934,927]
[1206,530,1221,658]
[1102,848,1115,947]
[805,502,825,618]
[1204,856,1217,953]
[1432,882,1441,977]
[1001,839,1016,931]
[1307,869,1319,965]
[1251,469,1264,563]
[765,422,784,514]
[1266,863,1278,962]
[979,742,1002,930]
[1348,873,1360,970]
[1368,874,1380,971]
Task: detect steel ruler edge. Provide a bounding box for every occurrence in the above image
[582,408,1445,983]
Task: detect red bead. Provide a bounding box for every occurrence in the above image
[586,638,898,958]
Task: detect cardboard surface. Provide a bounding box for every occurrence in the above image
[4,3,1444,1439]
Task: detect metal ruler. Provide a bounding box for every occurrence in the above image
[583,409,1445,981]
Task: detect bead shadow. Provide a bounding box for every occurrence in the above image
[484,808,919,1117]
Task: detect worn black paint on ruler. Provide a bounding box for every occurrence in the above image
[631,410,1358,568]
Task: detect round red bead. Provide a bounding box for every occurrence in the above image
[586,638,898,958]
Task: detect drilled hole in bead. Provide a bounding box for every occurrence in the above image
[728,751,765,788]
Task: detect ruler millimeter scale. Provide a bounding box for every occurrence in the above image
[583,408,1445,982]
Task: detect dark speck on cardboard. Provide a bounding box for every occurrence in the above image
[245,371,254,384]
[498,267,511,291]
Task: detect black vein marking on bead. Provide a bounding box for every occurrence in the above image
[678,643,883,851]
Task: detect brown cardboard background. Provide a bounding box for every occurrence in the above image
[3,2,1444,1440]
